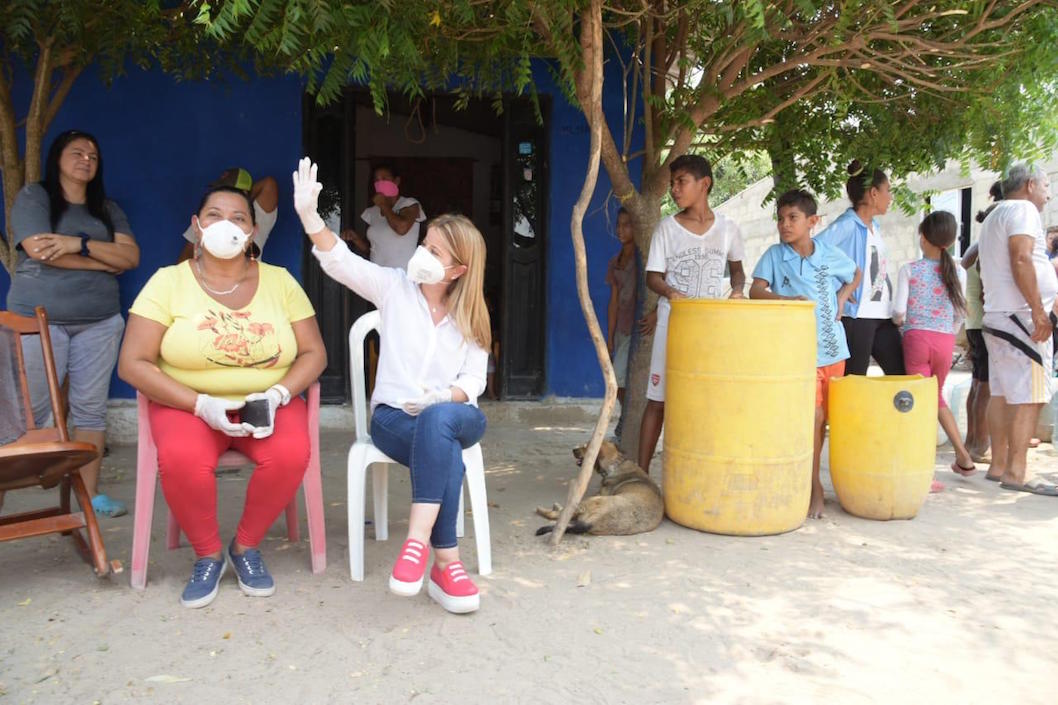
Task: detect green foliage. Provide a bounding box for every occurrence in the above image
[195,0,545,111]
[711,151,772,206]
[687,3,1058,207]
[192,0,1058,206]
[0,1,213,81]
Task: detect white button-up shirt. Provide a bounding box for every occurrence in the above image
[313,239,488,410]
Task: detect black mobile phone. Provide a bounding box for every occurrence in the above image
[240,398,272,429]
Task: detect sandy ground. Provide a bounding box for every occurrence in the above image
[1,400,1057,705]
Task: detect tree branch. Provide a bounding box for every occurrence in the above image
[0,61,25,272]
[44,64,84,130]
[24,39,54,185]
[551,0,615,546]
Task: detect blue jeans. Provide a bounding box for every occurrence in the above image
[370,402,487,549]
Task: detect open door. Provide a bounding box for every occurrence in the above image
[302,90,549,403]
[501,98,549,399]
[301,93,357,403]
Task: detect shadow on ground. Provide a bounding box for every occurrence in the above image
[1,403,1056,704]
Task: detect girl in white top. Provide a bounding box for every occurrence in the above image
[815,160,906,376]
[292,159,490,614]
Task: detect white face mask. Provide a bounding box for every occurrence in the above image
[199,218,250,259]
[407,246,454,284]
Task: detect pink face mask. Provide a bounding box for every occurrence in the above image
[374,180,399,198]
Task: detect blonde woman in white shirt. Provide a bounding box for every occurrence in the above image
[292,158,490,613]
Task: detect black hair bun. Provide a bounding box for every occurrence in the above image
[847,160,864,176]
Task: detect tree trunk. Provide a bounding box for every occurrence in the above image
[615,209,660,465]
[0,40,70,275]
[767,114,798,196]
[0,64,24,274]
[549,0,612,545]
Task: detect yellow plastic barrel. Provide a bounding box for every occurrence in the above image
[828,375,937,520]
[664,299,816,535]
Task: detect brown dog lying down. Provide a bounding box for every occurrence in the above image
[536,441,664,536]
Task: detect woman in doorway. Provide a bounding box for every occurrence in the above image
[816,161,905,375]
[6,129,139,517]
[343,163,426,269]
[293,158,489,614]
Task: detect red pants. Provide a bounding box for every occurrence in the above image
[148,397,309,556]
[901,329,955,408]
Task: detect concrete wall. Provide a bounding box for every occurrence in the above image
[716,157,1058,277]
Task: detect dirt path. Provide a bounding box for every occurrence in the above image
[2,405,1056,704]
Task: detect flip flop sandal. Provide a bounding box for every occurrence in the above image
[951,462,976,477]
[998,480,1058,496]
[984,474,1002,482]
[91,493,128,518]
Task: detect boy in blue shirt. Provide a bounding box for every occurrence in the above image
[750,190,861,519]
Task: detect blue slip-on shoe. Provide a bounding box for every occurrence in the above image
[180,557,226,609]
[91,493,127,518]
[227,540,276,597]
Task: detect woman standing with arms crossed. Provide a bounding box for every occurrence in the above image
[293,158,490,614]
[816,161,905,376]
[5,130,139,517]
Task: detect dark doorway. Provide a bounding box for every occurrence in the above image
[302,92,549,402]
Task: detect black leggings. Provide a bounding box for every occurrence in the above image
[841,317,905,376]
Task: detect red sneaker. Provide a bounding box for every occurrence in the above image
[427,561,480,614]
[389,539,429,596]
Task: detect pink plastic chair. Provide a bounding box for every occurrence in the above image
[130,383,326,590]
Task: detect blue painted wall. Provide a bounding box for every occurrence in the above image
[1,58,641,399]
[535,58,643,398]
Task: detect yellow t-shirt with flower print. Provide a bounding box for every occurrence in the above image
[130,261,315,400]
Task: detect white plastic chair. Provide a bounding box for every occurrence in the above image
[346,311,492,581]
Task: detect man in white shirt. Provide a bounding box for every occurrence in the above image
[342,164,426,269]
[978,163,1058,495]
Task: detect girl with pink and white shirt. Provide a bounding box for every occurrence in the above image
[892,211,976,485]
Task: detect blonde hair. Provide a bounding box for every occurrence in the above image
[431,214,492,350]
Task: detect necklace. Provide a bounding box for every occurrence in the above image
[425,296,444,314]
[196,259,246,296]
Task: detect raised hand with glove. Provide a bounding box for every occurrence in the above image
[194,394,252,437]
[292,157,326,236]
[242,384,292,439]
[402,388,453,416]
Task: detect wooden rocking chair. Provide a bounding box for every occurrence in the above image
[0,306,114,576]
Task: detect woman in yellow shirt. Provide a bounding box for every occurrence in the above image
[118,186,326,608]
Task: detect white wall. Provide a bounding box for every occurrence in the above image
[717,157,1058,277]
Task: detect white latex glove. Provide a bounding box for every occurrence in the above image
[243,384,290,439]
[402,388,453,416]
[292,157,326,234]
[194,394,252,437]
